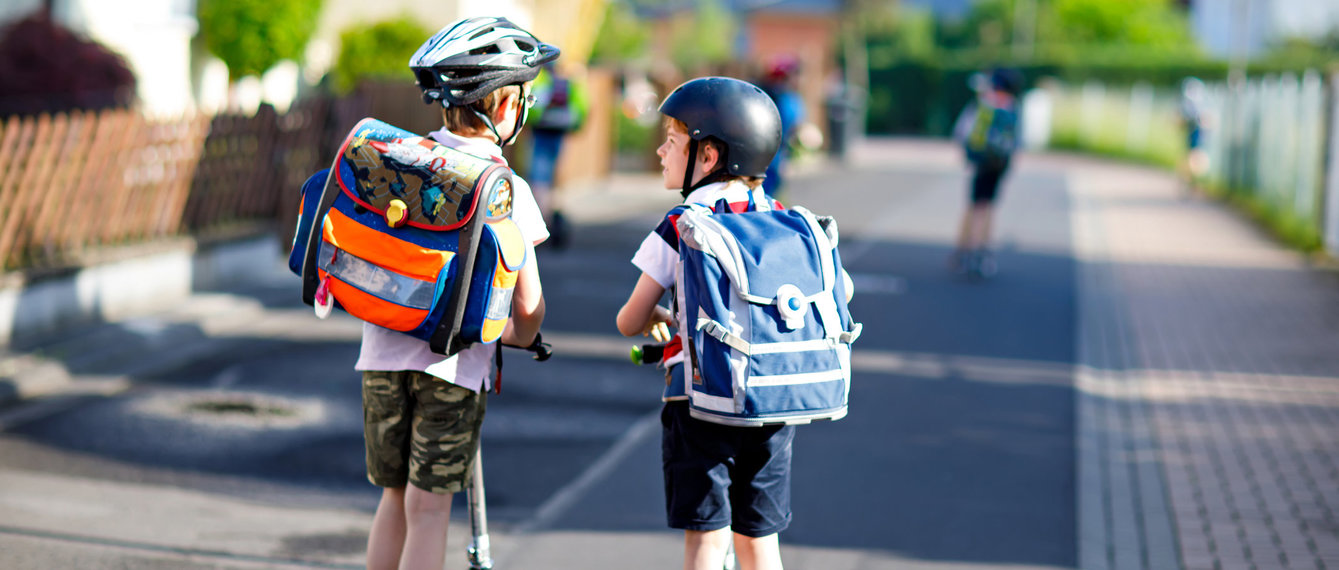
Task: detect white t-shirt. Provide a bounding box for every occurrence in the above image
[354,128,549,392]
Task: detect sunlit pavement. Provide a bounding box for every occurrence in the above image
[0,138,1335,569]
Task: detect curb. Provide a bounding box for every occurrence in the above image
[0,232,286,409]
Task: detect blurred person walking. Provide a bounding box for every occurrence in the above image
[527,62,588,249]
[1178,77,1210,197]
[758,54,806,197]
[950,67,1024,278]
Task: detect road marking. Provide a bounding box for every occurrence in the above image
[542,332,1071,386]
[849,273,908,295]
[499,409,662,560]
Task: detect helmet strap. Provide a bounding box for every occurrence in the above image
[465,88,530,147]
[681,139,699,198]
[680,139,731,199]
[468,107,506,146]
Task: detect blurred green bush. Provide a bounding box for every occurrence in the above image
[329,16,433,95]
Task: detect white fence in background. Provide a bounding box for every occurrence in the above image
[1051,72,1339,258]
[1202,72,1330,239]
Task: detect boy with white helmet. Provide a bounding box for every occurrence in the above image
[359,16,554,570]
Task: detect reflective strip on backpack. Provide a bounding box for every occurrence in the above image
[319,241,437,309]
[746,369,847,387]
[485,286,513,321]
[690,390,737,414]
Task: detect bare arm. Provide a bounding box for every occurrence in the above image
[616,273,673,337]
[501,240,545,346]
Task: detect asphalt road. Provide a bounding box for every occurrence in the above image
[0,146,1078,569]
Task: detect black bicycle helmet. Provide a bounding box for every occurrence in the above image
[659,77,782,191]
[409,17,560,145]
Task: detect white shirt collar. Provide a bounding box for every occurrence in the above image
[428,127,506,164]
[682,180,752,206]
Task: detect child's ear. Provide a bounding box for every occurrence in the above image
[494,93,517,122]
[698,142,720,171]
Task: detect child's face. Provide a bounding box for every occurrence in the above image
[656,124,691,190]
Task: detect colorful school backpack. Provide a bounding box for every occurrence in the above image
[288,117,527,356]
[964,99,1019,167]
[674,189,862,426]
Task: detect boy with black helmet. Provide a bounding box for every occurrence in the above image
[616,76,792,570]
[359,16,554,570]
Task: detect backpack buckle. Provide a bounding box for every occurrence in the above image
[776,284,807,330]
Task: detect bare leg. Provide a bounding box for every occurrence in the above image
[951,204,978,270]
[969,203,996,250]
[685,528,733,570]
[367,486,407,570]
[955,206,976,253]
[733,532,783,570]
[397,485,453,570]
[1185,150,1208,196]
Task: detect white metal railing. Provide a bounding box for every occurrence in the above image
[1047,72,1339,258]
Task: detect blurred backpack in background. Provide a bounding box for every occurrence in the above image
[964,98,1019,168]
[531,67,585,133]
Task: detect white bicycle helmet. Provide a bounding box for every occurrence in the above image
[409,17,560,108]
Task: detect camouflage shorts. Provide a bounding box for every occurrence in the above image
[362,370,487,494]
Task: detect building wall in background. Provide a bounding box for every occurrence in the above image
[747,12,839,143]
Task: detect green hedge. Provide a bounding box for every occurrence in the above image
[864,52,1323,136]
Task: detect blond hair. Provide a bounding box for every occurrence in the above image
[441,84,525,136]
[664,117,765,189]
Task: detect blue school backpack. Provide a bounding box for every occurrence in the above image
[288,117,528,356]
[674,188,862,426]
[964,100,1019,167]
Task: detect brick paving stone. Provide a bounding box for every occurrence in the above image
[1065,155,1339,570]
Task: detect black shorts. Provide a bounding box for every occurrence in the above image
[971,162,1009,204]
[661,401,794,537]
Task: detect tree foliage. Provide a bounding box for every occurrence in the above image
[670,0,736,71]
[590,0,652,65]
[329,17,431,94]
[197,0,323,80]
[933,0,1198,57]
[1042,0,1195,49]
[860,5,936,66]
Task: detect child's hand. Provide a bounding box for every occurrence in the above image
[647,321,670,343]
[644,305,675,342]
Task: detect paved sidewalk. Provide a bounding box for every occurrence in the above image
[1051,151,1339,570]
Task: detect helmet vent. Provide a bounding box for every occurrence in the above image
[470,26,495,40]
[470,45,501,55]
[415,70,437,88]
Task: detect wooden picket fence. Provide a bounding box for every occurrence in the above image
[0,72,617,272]
[0,97,355,272]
